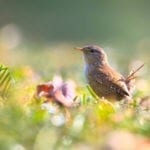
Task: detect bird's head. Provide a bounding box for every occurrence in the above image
[75,45,108,66]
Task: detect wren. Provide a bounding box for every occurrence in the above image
[75,45,143,101]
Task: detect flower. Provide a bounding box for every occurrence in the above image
[36,75,77,107]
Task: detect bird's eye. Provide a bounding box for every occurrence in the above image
[90,49,95,53]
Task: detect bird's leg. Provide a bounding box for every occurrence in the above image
[99,97,115,110]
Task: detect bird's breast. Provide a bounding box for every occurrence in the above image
[84,64,89,78]
[84,64,96,81]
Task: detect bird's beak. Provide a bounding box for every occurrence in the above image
[74,47,83,51]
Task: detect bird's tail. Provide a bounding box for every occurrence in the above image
[125,64,144,91]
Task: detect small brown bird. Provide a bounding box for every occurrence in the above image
[75,45,143,101]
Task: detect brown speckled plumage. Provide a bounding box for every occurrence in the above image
[76,45,136,101]
[86,62,130,100]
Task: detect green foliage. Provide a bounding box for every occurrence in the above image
[0,46,149,150]
[0,64,13,98]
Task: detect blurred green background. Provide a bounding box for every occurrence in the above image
[0,1,150,150]
[1,0,150,47]
[0,0,150,78]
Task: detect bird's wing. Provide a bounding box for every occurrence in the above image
[96,66,131,97]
